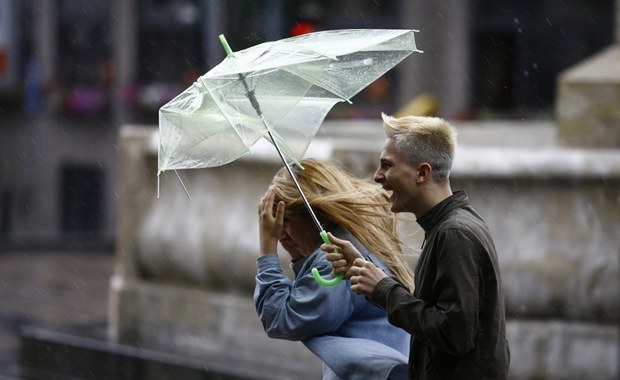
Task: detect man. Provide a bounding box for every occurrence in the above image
[323,113,510,379]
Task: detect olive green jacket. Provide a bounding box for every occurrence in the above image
[372,190,510,379]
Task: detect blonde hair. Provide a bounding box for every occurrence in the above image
[272,158,415,291]
[382,113,457,181]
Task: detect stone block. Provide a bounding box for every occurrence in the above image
[556,46,620,148]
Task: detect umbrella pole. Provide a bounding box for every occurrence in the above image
[219,34,342,286]
[232,71,323,232]
[264,120,343,286]
[218,34,321,229]
[261,118,324,233]
[255,95,344,288]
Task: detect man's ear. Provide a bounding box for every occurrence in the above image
[416,163,432,183]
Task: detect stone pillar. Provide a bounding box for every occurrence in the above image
[111,0,137,127]
[398,0,471,119]
[555,0,620,148]
[34,0,56,83]
[617,0,619,44]
[13,0,59,242]
[203,0,227,69]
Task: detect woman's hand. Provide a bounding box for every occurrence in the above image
[258,185,284,255]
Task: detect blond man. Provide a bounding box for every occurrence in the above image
[325,114,510,379]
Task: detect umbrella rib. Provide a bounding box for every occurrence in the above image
[280,65,352,103]
[202,81,254,147]
[174,169,192,200]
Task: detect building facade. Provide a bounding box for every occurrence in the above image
[0,0,615,248]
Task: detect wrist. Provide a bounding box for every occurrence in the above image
[260,243,278,255]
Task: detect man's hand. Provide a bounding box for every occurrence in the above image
[321,233,387,296]
[348,258,388,297]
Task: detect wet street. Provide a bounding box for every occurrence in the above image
[0,251,114,378]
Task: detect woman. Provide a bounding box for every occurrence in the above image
[254,158,414,380]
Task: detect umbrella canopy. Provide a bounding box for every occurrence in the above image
[158,29,422,286]
[158,29,422,174]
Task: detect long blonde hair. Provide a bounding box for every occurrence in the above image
[271,158,414,291]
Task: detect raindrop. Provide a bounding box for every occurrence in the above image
[513,17,519,25]
[523,70,529,77]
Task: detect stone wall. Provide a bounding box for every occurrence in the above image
[109,121,619,379]
[108,126,324,378]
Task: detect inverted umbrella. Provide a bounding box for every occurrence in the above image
[158,29,422,285]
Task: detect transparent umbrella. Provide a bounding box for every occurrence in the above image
[158,29,422,285]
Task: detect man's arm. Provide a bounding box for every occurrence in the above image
[373,229,481,356]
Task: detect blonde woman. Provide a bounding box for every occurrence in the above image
[254,158,414,380]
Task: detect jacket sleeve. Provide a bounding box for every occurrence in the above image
[253,253,355,341]
[371,228,480,356]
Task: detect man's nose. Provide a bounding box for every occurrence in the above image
[373,168,383,183]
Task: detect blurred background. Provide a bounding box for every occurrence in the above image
[0,0,615,250]
[0,0,617,379]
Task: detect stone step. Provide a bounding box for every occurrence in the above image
[19,323,311,380]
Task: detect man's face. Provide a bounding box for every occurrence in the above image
[373,138,419,214]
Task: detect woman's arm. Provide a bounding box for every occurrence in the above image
[254,253,355,341]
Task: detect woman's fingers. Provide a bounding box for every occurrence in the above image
[258,187,273,214]
[326,232,349,247]
[324,232,364,263]
[274,199,285,222]
[328,258,349,275]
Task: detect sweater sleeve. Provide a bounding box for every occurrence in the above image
[253,252,355,341]
[371,228,480,356]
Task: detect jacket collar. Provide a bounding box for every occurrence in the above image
[416,190,469,234]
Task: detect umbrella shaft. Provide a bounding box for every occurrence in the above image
[238,70,323,233]
[264,124,324,234]
[239,73,263,115]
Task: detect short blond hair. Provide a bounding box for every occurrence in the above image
[382,113,457,181]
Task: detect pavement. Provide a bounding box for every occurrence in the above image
[0,250,115,378]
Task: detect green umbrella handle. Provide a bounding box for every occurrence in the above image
[219,34,234,57]
[312,230,345,286]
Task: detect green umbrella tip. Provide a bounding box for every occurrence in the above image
[218,34,234,57]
